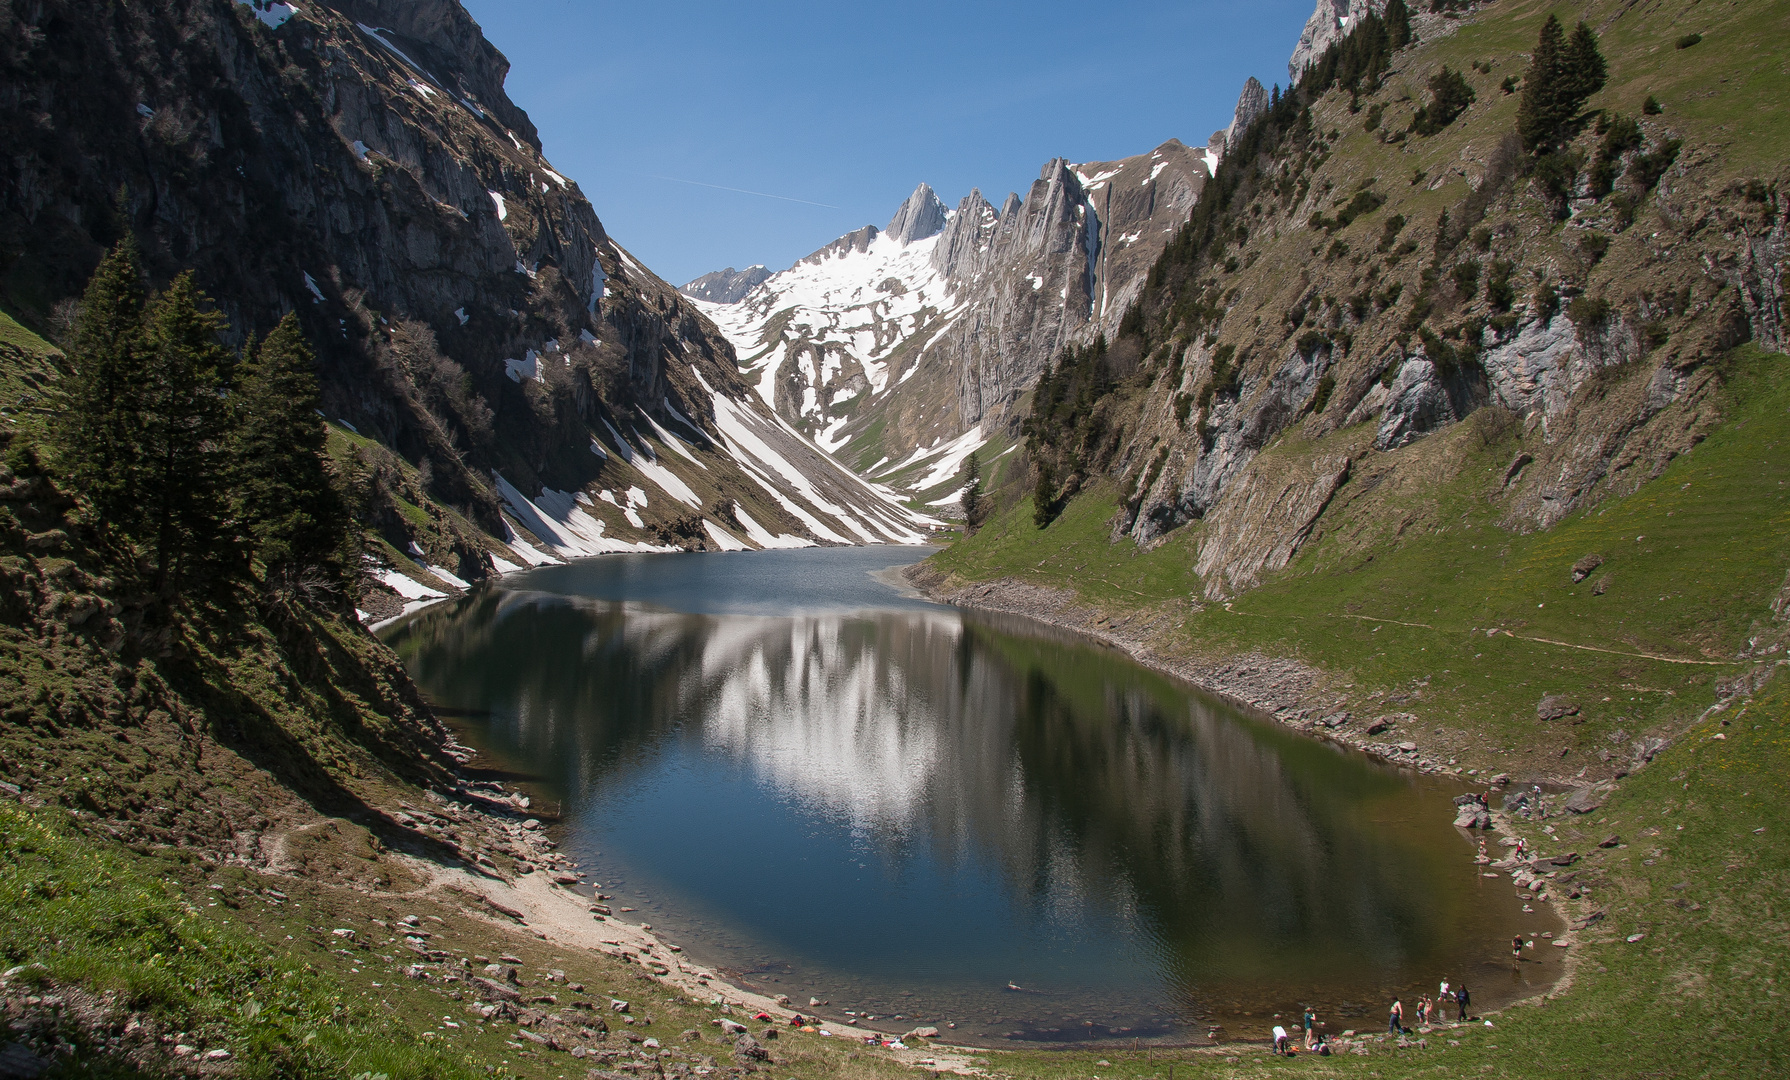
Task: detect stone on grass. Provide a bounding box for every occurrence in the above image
[1536,695,1579,721]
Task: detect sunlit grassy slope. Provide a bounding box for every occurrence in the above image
[935,345,1788,767]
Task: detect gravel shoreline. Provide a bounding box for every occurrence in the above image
[903,563,1502,781]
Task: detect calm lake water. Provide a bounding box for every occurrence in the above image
[380,546,1559,1045]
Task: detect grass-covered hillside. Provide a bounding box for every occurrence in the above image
[918,1,1790,1075]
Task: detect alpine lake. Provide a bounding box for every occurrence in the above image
[380,546,1561,1047]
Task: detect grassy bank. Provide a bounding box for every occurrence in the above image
[920,343,1790,1075]
[933,345,1789,776]
[982,669,1787,1078]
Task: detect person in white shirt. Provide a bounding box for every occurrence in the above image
[1272,1025,1290,1055]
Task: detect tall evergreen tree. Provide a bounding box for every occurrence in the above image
[1385,0,1412,49]
[139,273,237,593]
[57,238,149,532]
[1518,16,1607,153]
[1516,14,1567,153]
[231,313,349,584]
[1561,21,1608,110]
[959,449,984,531]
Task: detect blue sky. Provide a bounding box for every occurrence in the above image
[461,0,1317,288]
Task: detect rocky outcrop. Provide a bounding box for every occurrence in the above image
[1227,77,1271,146]
[1192,452,1351,599]
[1125,338,1333,547]
[1375,358,1478,451]
[885,183,949,244]
[680,266,772,305]
[1288,0,1363,82]
[931,189,1002,283]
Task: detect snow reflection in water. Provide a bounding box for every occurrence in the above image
[382,547,1554,1045]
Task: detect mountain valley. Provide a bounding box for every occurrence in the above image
[0,0,1786,1076]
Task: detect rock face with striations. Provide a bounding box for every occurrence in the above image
[884,183,949,244]
[1228,77,1271,145]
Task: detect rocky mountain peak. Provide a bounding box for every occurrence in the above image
[679,265,772,305]
[931,188,1002,283]
[999,191,1023,218]
[1227,76,1271,147]
[1288,0,1376,82]
[332,0,538,149]
[886,182,949,244]
[801,224,881,266]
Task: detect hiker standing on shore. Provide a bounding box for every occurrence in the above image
[1388,997,1405,1036]
[1456,984,1470,1021]
[1303,1007,1317,1048]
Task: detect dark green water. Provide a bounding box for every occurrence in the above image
[381,546,1559,1045]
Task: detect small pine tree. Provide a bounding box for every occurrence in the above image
[959,449,984,531]
[1410,66,1476,135]
[231,313,350,587]
[1032,461,1056,530]
[139,273,238,593]
[56,238,150,533]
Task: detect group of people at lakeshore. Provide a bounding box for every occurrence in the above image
[1272,982,1473,1056]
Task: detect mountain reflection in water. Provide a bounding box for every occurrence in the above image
[384,554,1545,1042]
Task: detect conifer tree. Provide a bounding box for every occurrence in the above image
[57,238,149,531]
[139,273,238,593]
[959,449,984,531]
[1385,0,1412,49]
[1517,15,1567,153]
[1518,16,1607,153]
[231,313,349,584]
[1561,21,1608,110]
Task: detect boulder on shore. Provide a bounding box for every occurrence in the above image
[1564,786,1609,814]
[1453,805,1491,829]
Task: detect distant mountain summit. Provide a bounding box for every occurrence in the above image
[681,265,772,304]
[682,75,1270,507]
[885,182,950,244]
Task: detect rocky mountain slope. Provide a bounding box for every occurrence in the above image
[679,264,772,304]
[996,0,1786,600]
[682,99,1278,506]
[0,0,932,618]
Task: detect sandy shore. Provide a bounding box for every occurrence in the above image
[391,796,992,1073]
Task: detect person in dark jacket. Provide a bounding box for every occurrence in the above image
[1455,984,1470,1021]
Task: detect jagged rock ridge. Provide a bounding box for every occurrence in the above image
[681,266,773,304]
[685,78,1272,503]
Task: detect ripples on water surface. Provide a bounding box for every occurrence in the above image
[382,547,1557,1044]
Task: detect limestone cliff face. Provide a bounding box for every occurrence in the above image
[1288,0,1367,82]
[0,0,931,571]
